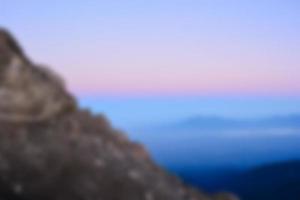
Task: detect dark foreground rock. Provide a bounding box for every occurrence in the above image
[0,29,238,200]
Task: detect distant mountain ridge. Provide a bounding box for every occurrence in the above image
[154,114,300,131]
[177,160,300,200]
[224,160,300,200]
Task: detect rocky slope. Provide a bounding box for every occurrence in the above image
[0,29,237,200]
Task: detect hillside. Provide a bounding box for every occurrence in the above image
[177,160,300,200]
[226,160,300,200]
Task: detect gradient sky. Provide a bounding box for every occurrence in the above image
[1,0,300,97]
[3,1,300,171]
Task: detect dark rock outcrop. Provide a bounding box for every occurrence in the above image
[0,29,237,200]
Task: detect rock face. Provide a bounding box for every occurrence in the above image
[0,29,237,200]
[0,29,76,123]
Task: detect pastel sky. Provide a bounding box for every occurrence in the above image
[1,0,300,97]
[3,1,300,171]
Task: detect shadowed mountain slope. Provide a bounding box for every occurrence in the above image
[0,29,237,200]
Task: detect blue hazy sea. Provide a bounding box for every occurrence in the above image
[79,96,300,199]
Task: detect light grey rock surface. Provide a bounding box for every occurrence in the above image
[0,29,76,123]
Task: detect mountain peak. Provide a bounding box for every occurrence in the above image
[0,28,76,123]
[0,29,28,65]
[0,29,237,200]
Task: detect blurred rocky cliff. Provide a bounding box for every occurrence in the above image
[0,29,238,200]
